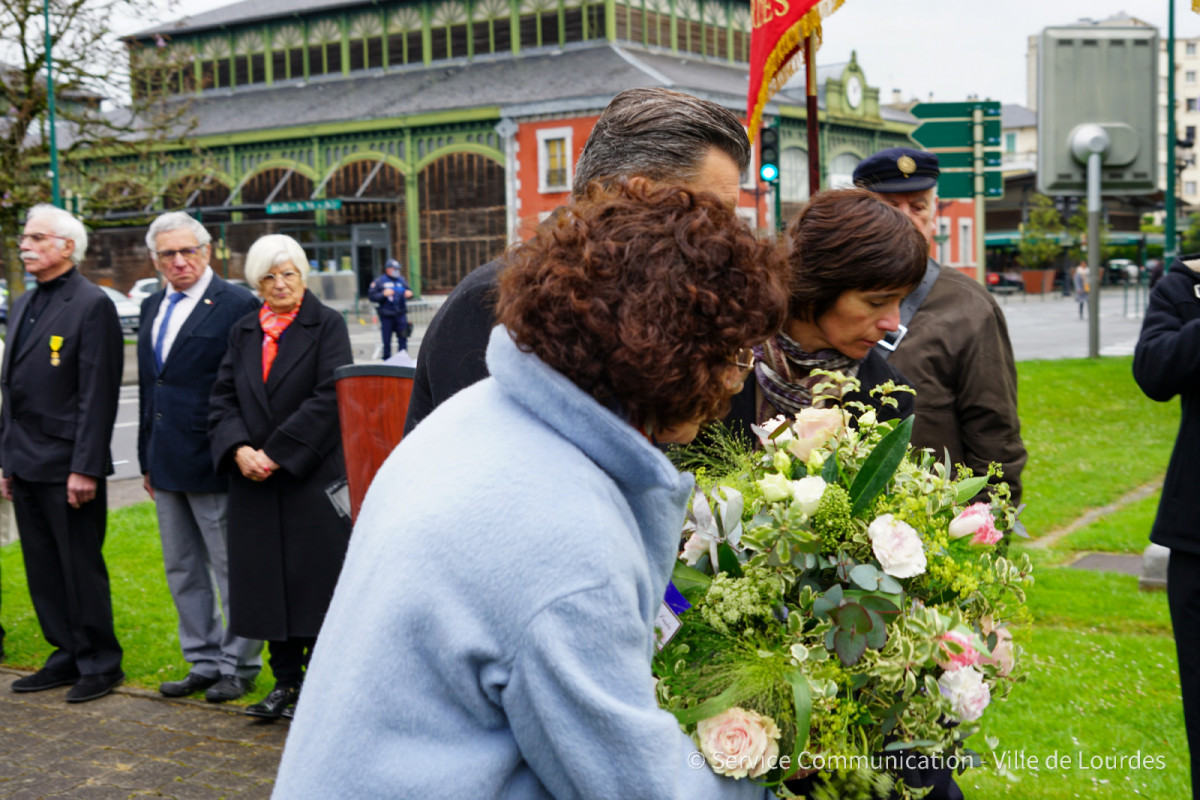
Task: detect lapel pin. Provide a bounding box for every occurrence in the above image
[204,298,213,305]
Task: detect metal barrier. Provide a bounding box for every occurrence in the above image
[1122,272,1149,319]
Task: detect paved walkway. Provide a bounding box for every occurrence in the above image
[0,670,286,799]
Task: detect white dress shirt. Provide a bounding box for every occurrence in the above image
[151,266,215,364]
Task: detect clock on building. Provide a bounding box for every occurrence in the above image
[846,75,863,110]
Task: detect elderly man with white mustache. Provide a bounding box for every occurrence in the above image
[0,204,125,703]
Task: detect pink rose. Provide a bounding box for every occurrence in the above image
[938,665,991,723]
[936,630,981,672]
[867,514,927,578]
[695,706,782,779]
[785,408,846,461]
[948,503,1002,546]
[979,616,1015,677]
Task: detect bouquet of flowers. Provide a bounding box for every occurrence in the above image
[654,373,1033,799]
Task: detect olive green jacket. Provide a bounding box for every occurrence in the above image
[888,266,1026,506]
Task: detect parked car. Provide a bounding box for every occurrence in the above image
[1106,258,1138,285]
[127,277,163,306]
[99,285,141,335]
[986,270,1023,293]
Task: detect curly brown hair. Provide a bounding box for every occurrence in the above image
[496,182,788,434]
[785,188,928,322]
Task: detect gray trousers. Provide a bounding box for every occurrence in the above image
[155,489,262,679]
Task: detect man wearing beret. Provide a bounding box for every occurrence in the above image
[854,147,1025,507]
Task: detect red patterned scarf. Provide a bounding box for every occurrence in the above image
[259,301,301,382]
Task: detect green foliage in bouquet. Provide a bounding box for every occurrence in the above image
[656,373,1033,798]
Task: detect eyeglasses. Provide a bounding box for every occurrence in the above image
[155,246,206,262]
[730,348,756,371]
[260,270,302,286]
[18,233,68,245]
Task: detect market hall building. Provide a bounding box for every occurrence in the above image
[79,0,919,298]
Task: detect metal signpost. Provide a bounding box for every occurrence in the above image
[911,101,1003,286]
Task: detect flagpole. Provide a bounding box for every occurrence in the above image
[805,34,819,198]
[45,0,60,208]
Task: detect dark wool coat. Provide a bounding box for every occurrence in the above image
[208,291,353,640]
[1134,256,1200,555]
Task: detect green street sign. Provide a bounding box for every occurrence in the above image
[934,151,1002,169]
[937,170,1003,199]
[911,100,1001,119]
[266,198,343,214]
[912,119,1001,148]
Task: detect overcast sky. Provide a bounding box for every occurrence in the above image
[116,0,1200,109]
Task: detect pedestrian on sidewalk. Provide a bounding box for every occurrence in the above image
[138,212,263,704]
[1073,261,1089,320]
[367,259,413,359]
[1,204,124,703]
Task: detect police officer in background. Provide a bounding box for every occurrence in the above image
[367,259,414,359]
[853,148,1025,508]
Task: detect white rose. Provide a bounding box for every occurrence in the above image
[757,473,793,504]
[791,475,827,516]
[938,665,992,723]
[750,415,794,450]
[867,514,927,578]
[695,706,782,779]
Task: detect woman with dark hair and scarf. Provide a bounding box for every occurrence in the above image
[728,188,924,437]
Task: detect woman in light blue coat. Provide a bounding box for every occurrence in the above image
[272,182,790,799]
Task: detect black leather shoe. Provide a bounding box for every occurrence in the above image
[66,671,124,703]
[12,667,79,693]
[159,672,219,698]
[205,675,253,703]
[245,685,299,720]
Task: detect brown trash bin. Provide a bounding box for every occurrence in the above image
[334,364,415,522]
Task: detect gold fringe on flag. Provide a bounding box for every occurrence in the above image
[748,0,844,140]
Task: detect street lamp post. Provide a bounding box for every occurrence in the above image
[44,0,60,208]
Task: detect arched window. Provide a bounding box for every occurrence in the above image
[828,152,861,190]
[780,147,809,203]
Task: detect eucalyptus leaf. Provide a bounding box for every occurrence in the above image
[952,476,989,504]
[848,415,914,517]
[849,563,880,591]
[831,602,872,634]
[864,610,887,649]
[877,574,904,594]
[834,629,867,666]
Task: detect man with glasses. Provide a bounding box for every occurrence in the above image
[137,212,261,703]
[1,205,124,702]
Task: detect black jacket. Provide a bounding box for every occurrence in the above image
[0,269,123,481]
[1134,256,1200,554]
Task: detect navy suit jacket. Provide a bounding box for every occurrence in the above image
[0,268,123,482]
[138,274,259,493]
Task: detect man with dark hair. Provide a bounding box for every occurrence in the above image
[853,147,1025,506]
[403,87,749,433]
[1,205,124,703]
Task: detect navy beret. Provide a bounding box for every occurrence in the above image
[853,147,940,193]
[385,259,403,271]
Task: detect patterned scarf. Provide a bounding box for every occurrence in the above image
[260,301,301,382]
[754,331,861,419]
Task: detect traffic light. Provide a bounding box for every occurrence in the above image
[759,125,780,183]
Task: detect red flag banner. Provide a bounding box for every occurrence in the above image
[747,0,845,138]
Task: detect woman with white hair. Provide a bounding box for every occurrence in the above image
[208,234,353,720]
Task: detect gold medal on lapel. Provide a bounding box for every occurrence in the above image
[49,335,63,367]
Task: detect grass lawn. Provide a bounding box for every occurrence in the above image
[1,502,278,705]
[0,355,1191,795]
[1016,357,1179,536]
